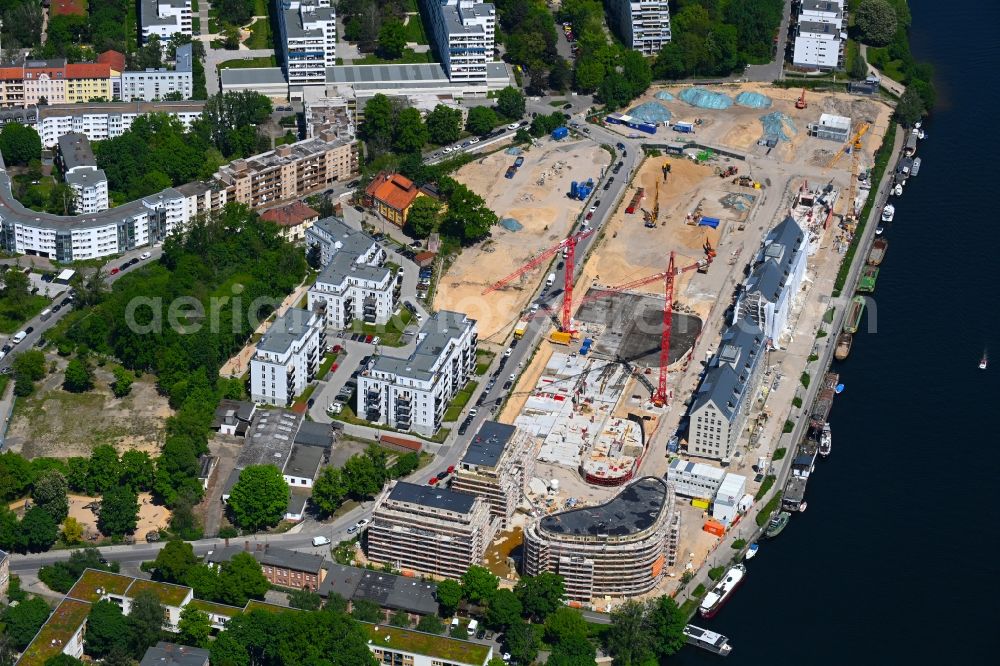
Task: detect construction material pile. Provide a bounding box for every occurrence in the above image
[654,91,675,101]
[735,91,772,108]
[759,111,797,142]
[627,101,672,124]
[679,87,733,110]
[499,218,523,232]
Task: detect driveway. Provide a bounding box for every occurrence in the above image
[745,0,793,82]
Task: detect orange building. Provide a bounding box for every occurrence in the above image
[364,172,424,227]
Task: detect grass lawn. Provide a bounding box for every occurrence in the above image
[246,15,272,49]
[254,0,268,14]
[347,308,413,347]
[756,492,783,527]
[193,17,200,34]
[402,15,429,44]
[474,349,495,375]
[442,381,478,422]
[333,402,451,443]
[866,46,908,82]
[292,383,319,410]
[218,56,277,69]
[354,49,437,65]
[0,294,50,334]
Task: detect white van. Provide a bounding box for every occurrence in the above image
[546,272,556,287]
[450,617,460,630]
[40,308,52,322]
[12,330,27,344]
[311,536,332,547]
[467,619,479,636]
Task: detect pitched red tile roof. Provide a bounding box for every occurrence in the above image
[379,435,423,452]
[66,63,111,79]
[51,0,86,16]
[260,201,320,227]
[0,67,23,80]
[97,50,126,74]
[365,173,419,212]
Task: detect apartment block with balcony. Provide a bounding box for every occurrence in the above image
[308,252,397,328]
[792,0,846,71]
[358,311,477,436]
[250,307,325,407]
[304,214,385,271]
[278,0,337,87]
[367,481,495,579]
[213,132,358,209]
[37,100,204,148]
[423,0,495,86]
[121,42,194,101]
[607,1,672,56]
[140,0,193,44]
[56,133,109,214]
[452,421,534,531]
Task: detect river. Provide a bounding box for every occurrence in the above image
[675,1,999,663]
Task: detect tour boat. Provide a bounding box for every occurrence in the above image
[699,564,746,619]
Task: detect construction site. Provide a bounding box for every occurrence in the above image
[438,83,895,603]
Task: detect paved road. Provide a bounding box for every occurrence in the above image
[745,0,793,82]
[859,44,907,96]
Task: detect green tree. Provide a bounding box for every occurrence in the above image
[0,451,33,500]
[466,106,498,136]
[177,606,212,648]
[485,588,522,630]
[0,122,42,165]
[184,564,221,601]
[13,349,46,381]
[98,486,139,537]
[574,57,605,93]
[856,0,898,47]
[226,464,290,531]
[1,596,51,649]
[39,547,118,592]
[606,599,654,666]
[505,620,539,666]
[495,86,526,120]
[544,606,589,646]
[621,50,653,98]
[127,590,166,657]
[461,565,498,605]
[32,470,69,524]
[62,516,84,544]
[43,655,85,666]
[351,598,383,623]
[404,196,442,239]
[377,19,407,59]
[87,444,121,495]
[311,466,349,516]
[435,578,463,615]
[894,86,927,127]
[63,357,94,393]
[648,595,686,659]
[21,506,58,552]
[439,180,497,244]
[416,613,445,634]
[393,107,429,154]
[849,47,869,80]
[342,452,385,499]
[360,94,396,156]
[389,609,411,627]
[218,551,270,606]
[85,600,130,658]
[426,104,463,145]
[168,490,203,540]
[289,588,324,611]
[111,366,134,398]
[152,540,199,583]
[120,449,155,492]
[548,57,571,92]
[515,572,564,622]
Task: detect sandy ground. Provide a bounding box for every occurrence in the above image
[435,139,610,342]
[6,357,173,459]
[220,283,311,378]
[9,493,170,542]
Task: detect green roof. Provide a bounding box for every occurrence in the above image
[126,578,192,607]
[363,623,491,666]
[187,599,244,618]
[18,599,90,666]
[243,600,304,614]
[67,569,132,602]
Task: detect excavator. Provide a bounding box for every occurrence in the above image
[703,237,717,265]
[662,161,672,182]
[795,89,807,109]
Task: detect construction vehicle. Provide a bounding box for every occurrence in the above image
[703,237,717,262]
[795,89,807,110]
[513,320,529,340]
[717,165,737,178]
[625,187,644,214]
[826,122,871,171]
[642,208,655,227]
[733,175,759,188]
[662,161,672,182]
[483,229,596,335]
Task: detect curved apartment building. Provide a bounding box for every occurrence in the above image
[523,476,679,602]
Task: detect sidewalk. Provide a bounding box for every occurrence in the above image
[859,44,907,96]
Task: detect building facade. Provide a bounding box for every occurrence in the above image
[362,623,493,666]
[452,421,534,531]
[367,481,495,579]
[140,0,193,44]
[733,217,807,345]
[304,214,385,272]
[358,311,477,436]
[792,0,845,70]
[423,0,496,86]
[364,172,424,227]
[309,253,397,328]
[607,1,672,56]
[56,132,110,214]
[523,477,678,602]
[260,200,320,244]
[121,42,194,101]
[278,0,338,86]
[18,60,113,106]
[250,307,324,406]
[206,545,327,591]
[36,101,204,147]
[712,472,747,525]
[666,458,726,500]
[213,132,358,209]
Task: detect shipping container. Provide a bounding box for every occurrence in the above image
[549,331,572,345]
[673,122,694,134]
[703,519,725,536]
[692,498,710,510]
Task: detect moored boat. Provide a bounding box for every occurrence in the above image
[857,265,879,293]
[881,203,895,222]
[980,350,988,370]
[684,625,733,656]
[819,423,832,457]
[867,238,888,265]
[764,511,791,538]
[745,543,759,561]
[835,332,853,360]
[699,564,746,619]
[844,295,866,334]
[892,183,903,196]
[911,157,922,176]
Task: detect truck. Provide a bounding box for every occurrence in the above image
[673,122,694,134]
[40,308,52,321]
[513,320,529,340]
[546,272,556,287]
[504,166,517,179]
[552,126,569,140]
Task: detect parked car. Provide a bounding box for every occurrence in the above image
[470,137,480,144]
[312,536,332,546]
[507,122,519,130]
[140,251,152,260]
[585,211,594,220]
[110,268,120,275]
[502,380,512,391]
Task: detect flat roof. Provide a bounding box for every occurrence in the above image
[362,623,491,665]
[238,409,302,468]
[461,421,515,468]
[57,132,96,171]
[283,442,324,480]
[126,578,191,607]
[256,307,316,354]
[18,598,91,666]
[139,642,210,666]
[538,477,670,538]
[219,67,288,86]
[371,311,472,381]
[387,481,477,514]
[325,63,449,85]
[68,568,133,601]
[294,420,334,448]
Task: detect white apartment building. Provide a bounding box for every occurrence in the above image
[423,0,495,86]
[309,254,398,328]
[358,311,477,436]
[687,322,768,462]
[279,1,337,86]
[733,217,807,346]
[304,215,385,269]
[793,0,845,70]
[37,101,203,148]
[367,481,495,579]
[607,1,672,56]
[250,308,325,407]
[712,473,747,525]
[120,43,194,102]
[140,0,193,44]
[452,421,534,531]
[56,133,109,214]
[667,458,726,500]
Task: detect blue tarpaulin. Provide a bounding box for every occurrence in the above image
[734,91,772,108]
[698,217,720,228]
[654,91,675,101]
[499,218,523,231]
[679,87,732,109]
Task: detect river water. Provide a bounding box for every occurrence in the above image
[675,1,999,663]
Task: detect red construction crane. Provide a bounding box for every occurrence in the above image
[483,229,595,333]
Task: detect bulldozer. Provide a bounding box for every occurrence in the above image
[716,165,737,178]
[733,175,758,188]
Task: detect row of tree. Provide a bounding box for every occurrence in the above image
[150,541,271,608]
[311,445,420,516]
[339,0,412,55]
